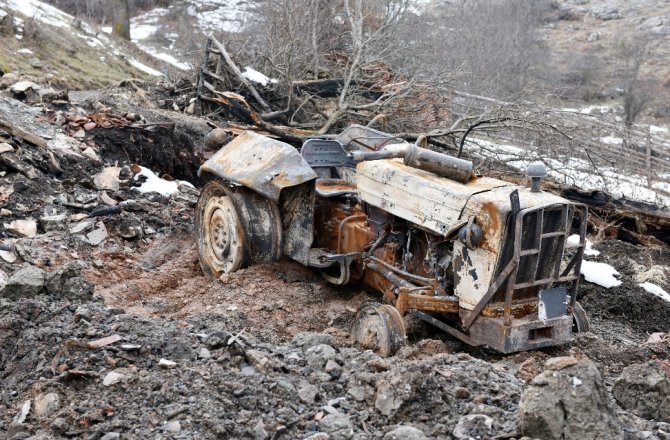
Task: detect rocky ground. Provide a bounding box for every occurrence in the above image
[1,74,670,440]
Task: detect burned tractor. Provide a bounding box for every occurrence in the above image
[195,125,590,355]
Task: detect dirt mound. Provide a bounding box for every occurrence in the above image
[93,126,203,183]
[578,240,670,341]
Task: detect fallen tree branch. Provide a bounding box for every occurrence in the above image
[208,34,272,112]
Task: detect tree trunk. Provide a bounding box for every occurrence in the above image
[112,0,130,40]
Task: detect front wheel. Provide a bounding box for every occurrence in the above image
[195,181,246,278]
[351,303,406,357]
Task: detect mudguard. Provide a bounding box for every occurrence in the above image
[198,131,317,201]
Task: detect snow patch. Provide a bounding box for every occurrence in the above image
[600,135,623,145]
[639,282,670,302]
[133,167,192,197]
[567,234,600,256]
[241,66,277,86]
[16,48,33,55]
[580,260,622,288]
[128,59,162,77]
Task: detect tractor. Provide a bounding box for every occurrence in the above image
[195,125,590,355]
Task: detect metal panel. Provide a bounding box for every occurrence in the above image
[198,131,317,201]
[356,159,510,236]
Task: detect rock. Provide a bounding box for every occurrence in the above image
[325,359,341,373]
[198,347,211,359]
[587,32,601,42]
[519,357,623,440]
[1,265,45,299]
[82,147,100,161]
[204,128,229,150]
[45,263,94,301]
[298,384,318,404]
[39,214,67,232]
[86,222,108,246]
[292,332,336,349]
[100,191,117,206]
[0,72,19,88]
[305,344,337,369]
[159,358,177,368]
[384,426,427,440]
[453,414,494,439]
[612,361,670,422]
[102,371,127,386]
[375,380,402,416]
[0,250,16,263]
[319,414,354,440]
[10,80,40,95]
[647,333,667,344]
[4,219,37,237]
[93,166,121,191]
[0,142,14,154]
[160,421,181,432]
[69,218,95,234]
[591,6,620,20]
[304,434,330,440]
[14,400,31,424]
[99,433,120,440]
[33,393,59,418]
[254,420,268,440]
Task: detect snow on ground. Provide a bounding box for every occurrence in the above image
[0,0,163,78]
[128,59,163,77]
[464,137,670,207]
[581,260,622,288]
[128,0,251,71]
[639,282,670,302]
[567,234,601,256]
[134,166,192,197]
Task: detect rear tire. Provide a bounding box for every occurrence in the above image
[351,302,406,357]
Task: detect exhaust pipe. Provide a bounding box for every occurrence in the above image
[352,143,473,183]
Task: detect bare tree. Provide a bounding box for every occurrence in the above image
[111,0,130,40]
[615,33,653,127]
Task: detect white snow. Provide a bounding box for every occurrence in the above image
[134,167,179,197]
[16,48,33,55]
[600,135,623,145]
[580,260,622,288]
[464,137,670,207]
[242,66,277,86]
[128,59,163,77]
[639,282,670,302]
[567,234,600,256]
[133,166,192,197]
[1,0,71,27]
[650,125,668,134]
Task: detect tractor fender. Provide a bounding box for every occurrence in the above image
[198,131,317,201]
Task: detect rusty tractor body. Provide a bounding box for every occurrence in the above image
[195,125,590,355]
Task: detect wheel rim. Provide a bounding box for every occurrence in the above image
[199,191,245,276]
[351,303,406,357]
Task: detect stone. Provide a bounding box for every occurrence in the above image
[198,347,211,359]
[647,333,667,344]
[0,72,19,88]
[612,361,670,422]
[324,360,341,373]
[305,344,337,369]
[93,166,121,191]
[69,218,95,234]
[100,191,117,206]
[4,219,37,237]
[375,380,402,416]
[204,128,229,150]
[254,420,268,440]
[587,32,601,42]
[159,358,177,368]
[102,371,127,386]
[304,434,330,440]
[384,426,427,440]
[298,384,318,404]
[82,147,100,161]
[0,142,14,154]
[1,265,45,299]
[160,421,181,432]
[86,222,108,246]
[14,400,31,424]
[0,250,16,263]
[99,433,120,440]
[292,332,336,349]
[319,414,353,440]
[591,6,620,20]
[39,214,67,232]
[453,414,494,439]
[45,263,94,301]
[519,357,623,440]
[34,393,59,418]
[10,81,40,94]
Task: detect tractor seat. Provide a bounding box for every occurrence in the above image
[315,179,358,198]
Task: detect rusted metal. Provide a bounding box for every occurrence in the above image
[198,131,317,201]
[351,302,406,356]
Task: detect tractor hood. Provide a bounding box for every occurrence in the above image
[198,131,317,201]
